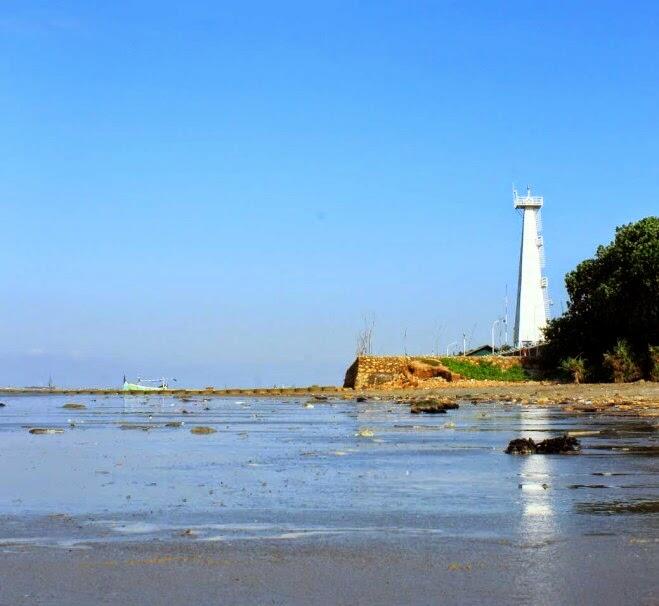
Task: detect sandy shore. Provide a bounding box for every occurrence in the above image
[2,381,658,405]
[380,381,659,412]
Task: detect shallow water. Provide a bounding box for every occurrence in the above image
[0,394,657,546]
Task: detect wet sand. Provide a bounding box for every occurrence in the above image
[1,534,657,605]
[0,394,657,604]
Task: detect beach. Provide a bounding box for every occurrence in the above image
[0,392,657,604]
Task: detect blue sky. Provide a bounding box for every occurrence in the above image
[1,1,657,387]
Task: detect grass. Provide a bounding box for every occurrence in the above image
[415,356,532,382]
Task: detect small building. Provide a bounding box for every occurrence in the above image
[464,344,494,357]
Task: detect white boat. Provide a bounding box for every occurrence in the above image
[122,376,175,391]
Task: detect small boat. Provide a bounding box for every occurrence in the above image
[122,375,175,391]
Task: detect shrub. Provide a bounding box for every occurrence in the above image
[649,345,659,382]
[559,357,586,384]
[603,340,642,383]
[436,357,531,382]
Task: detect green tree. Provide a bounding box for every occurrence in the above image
[543,217,659,380]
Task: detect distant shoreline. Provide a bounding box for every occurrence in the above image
[1,382,657,414]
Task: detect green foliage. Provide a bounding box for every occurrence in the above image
[603,340,642,383]
[543,217,659,380]
[649,346,659,382]
[559,356,586,383]
[436,357,531,382]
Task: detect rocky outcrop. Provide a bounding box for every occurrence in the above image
[343,356,460,389]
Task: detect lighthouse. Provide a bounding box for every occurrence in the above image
[513,187,550,347]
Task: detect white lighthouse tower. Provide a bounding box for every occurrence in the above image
[513,187,550,347]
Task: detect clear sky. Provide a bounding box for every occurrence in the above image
[1,1,657,387]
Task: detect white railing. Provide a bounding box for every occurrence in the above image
[514,195,543,208]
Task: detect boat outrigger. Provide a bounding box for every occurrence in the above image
[122,375,176,391]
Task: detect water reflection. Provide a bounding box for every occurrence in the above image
[518,408,556,541]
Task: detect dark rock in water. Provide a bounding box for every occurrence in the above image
[312,395,329,401]
[410,399,459,414]
[0,402,6,407]
[356,396,367,402]
[411,405,446,414]
[505,438,537,454]
[505,435,581,455]
[190,426,216,435]
[535,435,581,454]
[440,402,460,410]
[62,403,86,410]
[29,428,64,435]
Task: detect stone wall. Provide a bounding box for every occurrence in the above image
[343,355,530,389]
[344,356,412,389]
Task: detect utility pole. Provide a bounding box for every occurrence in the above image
[504,285,509,346]
[462,333,466,356]
[491,319,500,354]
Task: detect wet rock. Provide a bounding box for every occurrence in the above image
[505,438,537,454]
[180,528,198,538]
[119,424,153,431]
[356,428,374,438]
[190,426,217,435]
[0,402,6,407]
[312,395,328,401]
[536,435,581,454]
[165,421,183,428]
[410,399,459,414]
[356,396,368,402]
[411,405,446,414]
[62,403,86,410]
[505,435,581,455]
[29,428,64,435]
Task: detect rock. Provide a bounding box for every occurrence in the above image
[190,426,217,435]
[180,528,197,538]
[535,435,581,454]
[356,396,368,402]
[505,435,581,455]
[312,395,328,401]
[410,399,459,414]
[29,428,64,435]
[411,405,446,414]
[0,402,6,407]
[165,421,183,428]
[304,403,314,409]
[356,428,374,437]
[119,424,153,431]
[62,403,86,410]
[505,438,537,454]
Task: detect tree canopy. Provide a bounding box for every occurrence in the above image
[543,216,659,380]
